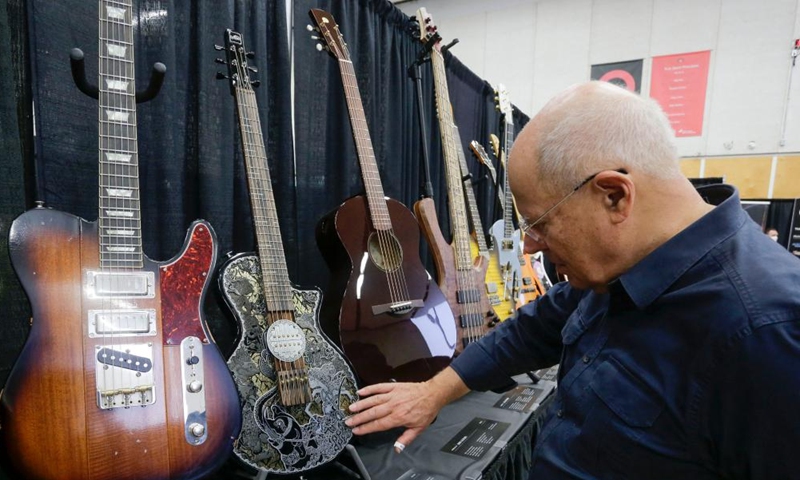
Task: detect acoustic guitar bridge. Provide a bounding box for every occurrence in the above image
[371,299,424,316]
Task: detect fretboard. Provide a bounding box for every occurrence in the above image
[235,88,294,313]
[98,0,142,269]
[453,126,488,255]
[430,50,473,271]
[337,59,392,231]
[501,116,515,238]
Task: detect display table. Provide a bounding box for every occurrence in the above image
[352,373,555,480]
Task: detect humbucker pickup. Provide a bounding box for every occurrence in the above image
[86,270,155,298]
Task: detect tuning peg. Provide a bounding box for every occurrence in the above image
[316,44,327,52]
[306,24,318,32]
[216,72,228,80]
[250,80,261,88]
[247,66,258,73]
[311,35,320,40]
[214,44,224,51]
[214,58,225,64]
[246,51,255,59]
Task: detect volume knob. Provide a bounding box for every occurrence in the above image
[187,380,203,393]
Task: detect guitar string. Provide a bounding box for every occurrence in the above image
[431,48,485,346]
[237,55,307,404]
[340,62,407,305]
[339,58,411,306]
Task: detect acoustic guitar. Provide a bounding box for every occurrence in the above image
[0,2,240,478]
[310,8,457,386]
[413,8,498,354]
[216,29,358,474]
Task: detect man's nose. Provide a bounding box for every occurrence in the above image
[523,234,546,254]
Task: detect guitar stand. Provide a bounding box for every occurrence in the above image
[236,445,371,480]
[69,47,166,103]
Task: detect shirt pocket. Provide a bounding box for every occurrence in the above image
[589,356,664,431]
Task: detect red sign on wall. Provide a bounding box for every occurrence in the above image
[650,51,711,137]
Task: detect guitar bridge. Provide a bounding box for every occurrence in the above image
[371,299,424,316]
[95,343,155,409]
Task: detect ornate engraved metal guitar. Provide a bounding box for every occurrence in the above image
[217,29,358,474]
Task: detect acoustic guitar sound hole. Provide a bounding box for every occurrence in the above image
[367,232,403,272]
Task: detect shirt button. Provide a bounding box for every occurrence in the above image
[582,355,591,364]
[556,409,564,418]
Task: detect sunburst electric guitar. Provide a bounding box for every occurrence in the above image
[413,8,498,353]
[216,29,358,474]
[310,9,457,386]
[0,2,240,478]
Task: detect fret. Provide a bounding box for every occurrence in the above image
[98,55,134,65]
[337,60,393,230]
[234,87,294,310]
[98,0,143,269]
[430,50,474,271]
[453,126,488,255]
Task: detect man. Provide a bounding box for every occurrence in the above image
[345,81,800,478]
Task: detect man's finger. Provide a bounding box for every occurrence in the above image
[356,382,397,397]
[394,427,423,453]
[348,392,387,413]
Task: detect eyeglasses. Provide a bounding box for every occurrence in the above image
[519,168,628,243]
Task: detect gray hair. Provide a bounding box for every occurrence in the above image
[535,81,682,194]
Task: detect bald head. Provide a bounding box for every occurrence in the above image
[509,81,681,197]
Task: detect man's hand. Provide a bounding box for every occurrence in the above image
[345,367,470,452]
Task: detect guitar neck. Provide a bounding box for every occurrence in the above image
[235,88,294,313]
[453,126,488,255]
[430,49,473,271]
[501,117,515,238]
[98,0,143,269]
[337,59,392,231]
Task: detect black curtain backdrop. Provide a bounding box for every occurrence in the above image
[292,0,528,290]
[0,0,293,390]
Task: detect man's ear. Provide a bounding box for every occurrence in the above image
[593,171,633,224]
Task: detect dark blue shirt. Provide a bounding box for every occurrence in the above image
[452,185,800,479]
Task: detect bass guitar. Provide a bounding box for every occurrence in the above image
[310,8,456,386]
[216,29,358,474]
[453,126,514,322]
[414,8,497,354]
[0,2,240,478]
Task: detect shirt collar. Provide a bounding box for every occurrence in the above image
[618,184,747,309]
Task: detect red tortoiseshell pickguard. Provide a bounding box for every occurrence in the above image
[160,222,215,345]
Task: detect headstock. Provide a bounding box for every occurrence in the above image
[215,29,259,95]
[469,140,496,175]
[495,84,513,123]
[490,134,502,161]
[415,7,440,47]
[308,9,350,61]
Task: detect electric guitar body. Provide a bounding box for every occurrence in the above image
[414,197,493,354]
[468,237,512,319]
[219,254,357,473]
[1,208,240,480]
[316,196,456,386]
